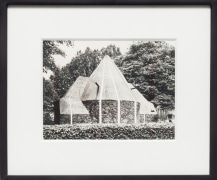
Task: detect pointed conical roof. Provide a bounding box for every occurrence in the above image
[63,76,89,99]
[60,76,90,114]
[128,83,157,114]
[81,56,136,101]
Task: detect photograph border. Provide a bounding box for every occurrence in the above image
[1,0,217,179]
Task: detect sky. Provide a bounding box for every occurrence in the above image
[52,40,176,68]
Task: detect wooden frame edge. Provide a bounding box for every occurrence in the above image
[1,1,216,179]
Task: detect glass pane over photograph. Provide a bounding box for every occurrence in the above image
[43,40,175,140]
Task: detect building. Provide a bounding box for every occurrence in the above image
[54,56,157,124]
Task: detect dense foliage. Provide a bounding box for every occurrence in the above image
[43,40,74,123]
[50,48,102,98]
[43,40,74,72]
[49,44,122,98]
[117,41,175,109]
[101,44,121,58]
[43,123,175,139]
[43,78,58,124]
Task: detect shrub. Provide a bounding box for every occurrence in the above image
[43,123,174,140]
[43,112,54,125]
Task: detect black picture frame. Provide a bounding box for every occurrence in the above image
[0,0,216,179]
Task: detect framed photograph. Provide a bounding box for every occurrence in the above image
[1,0,216,179]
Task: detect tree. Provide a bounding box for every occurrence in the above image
[51,47,102,98]
[43,40,74,124]
[43,40,74,73]
[119,41,175,109]
[52,44,123,98]
[101,44,122,58]
[43,78,58,124]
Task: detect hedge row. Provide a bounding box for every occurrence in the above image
[43,123,174,140]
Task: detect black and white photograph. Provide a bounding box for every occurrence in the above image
[43,40,175,140]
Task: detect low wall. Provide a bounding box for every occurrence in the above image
[60,114,92,124]
[145,114,158,122]
[60,114,71,124]
[138,114,145,123]
[72,114,91,123]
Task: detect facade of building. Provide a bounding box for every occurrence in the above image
[54,56,157,124]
